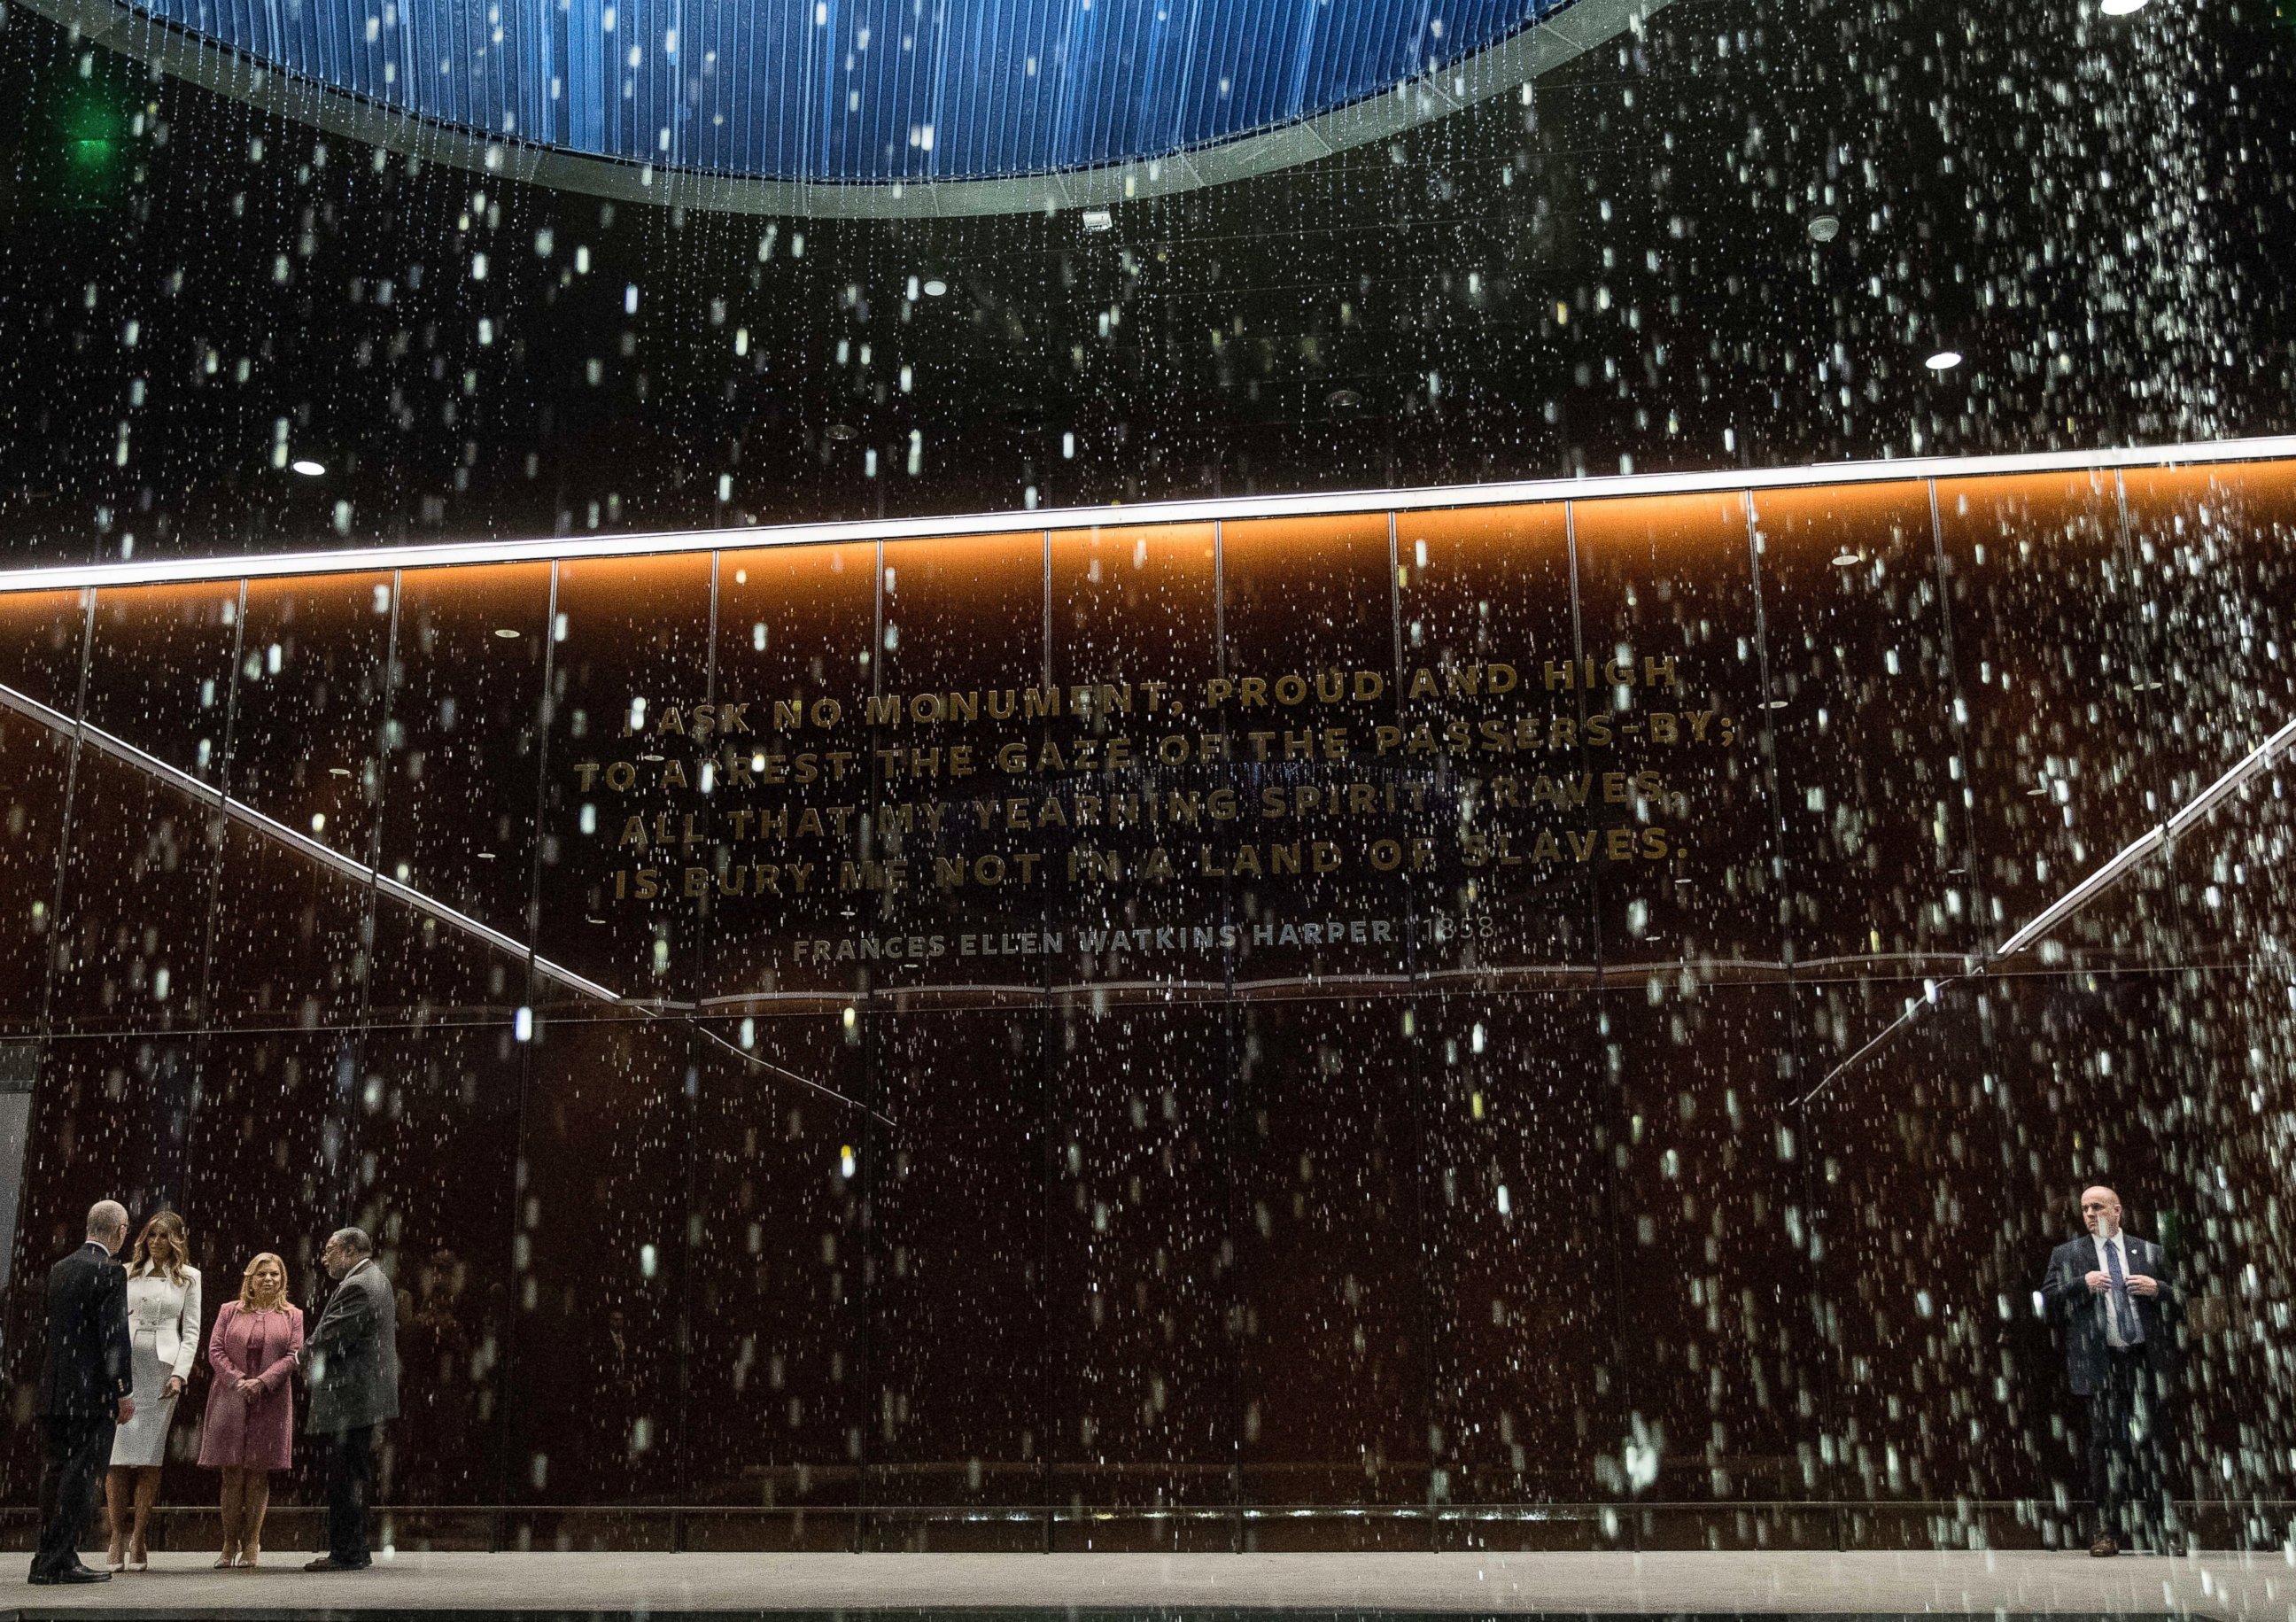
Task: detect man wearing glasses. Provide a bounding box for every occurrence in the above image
[2040,1186,2175,1557]
[299,1228,399,1572]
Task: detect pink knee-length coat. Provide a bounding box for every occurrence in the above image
[197,1302,304,1471]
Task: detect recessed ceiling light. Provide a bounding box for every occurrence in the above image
[1326,387,1363,409]
[1806,214,1840,243]
[2100,0,2148,13]
[1080,207,1113,233]
[921,278,948,297]
[1924,349,1963,371]
[291,459,326,477]
[493,626,522,639]
[1832,550,1864,566]
[824,423,858,442]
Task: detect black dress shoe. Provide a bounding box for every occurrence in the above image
[304,1556,373,1572]
[27,1562,112,1584]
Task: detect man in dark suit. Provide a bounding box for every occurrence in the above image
[301,1226,399,1572]
[2040,1185,2176,1557]
[27,1201,134,1586]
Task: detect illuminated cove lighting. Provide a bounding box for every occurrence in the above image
[2,435,2293,595]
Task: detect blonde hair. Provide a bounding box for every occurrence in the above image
[129,1212,190,1285]
[237,1252,290,1313]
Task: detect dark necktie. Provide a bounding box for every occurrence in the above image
[2105,1238,2145,1345]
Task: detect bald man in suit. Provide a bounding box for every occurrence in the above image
[28,1201,135,1586]
[2040,1186,2176,1557]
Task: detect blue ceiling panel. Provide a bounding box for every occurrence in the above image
[126,0,1569,182]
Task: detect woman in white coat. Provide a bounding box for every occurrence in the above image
[105,1211,201,1572]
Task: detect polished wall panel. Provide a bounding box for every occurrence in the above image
[1573,493,1779,979]
[1222,516,1408,989]
[683,1015,868,1526]
[366,888,531,1027]
[2122,463,2296,971]
[865,1008,1049,1533]
[1418,992,1618,1522]
[228,572,392,866]
[700,543,877,1005]
[0,587,88,714]
[1751,483,1970,977]
[1232,997,1428,1525]
[83,584,241,785]
[0,722,73,1033]
[1803,981,2040,1531]
[44,749,216,1032]
[358,1023,525,1508]
[2121,463,2296,806]
[873,533,1051,998]
[1397,504,1591,980]
[381,563,553,952]
[1936,474,2168,969]
[2157,963,2296,1539]
[538,554,718,1007]
[1607,986,1812,1512]
[510,1020,694,1509]
[1047,524,1225,996]
[203,819,374,1028]
[1046,1003,1234,1538]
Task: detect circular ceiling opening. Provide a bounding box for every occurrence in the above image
[33,0,1650,214]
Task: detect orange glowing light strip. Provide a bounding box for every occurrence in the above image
[3,436,2294,594]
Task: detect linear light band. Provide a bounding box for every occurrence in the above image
[4,435,2294,596]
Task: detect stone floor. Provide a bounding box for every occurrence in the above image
[2,1548,2285,1619]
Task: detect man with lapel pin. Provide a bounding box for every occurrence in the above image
[2041,1185,2176,1557]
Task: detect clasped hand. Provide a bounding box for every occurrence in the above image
[2084,1269,2158,1297]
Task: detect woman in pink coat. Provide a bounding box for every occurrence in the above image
[197,1253,304,1568]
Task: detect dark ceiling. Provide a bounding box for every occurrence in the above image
[0,0,2292,566]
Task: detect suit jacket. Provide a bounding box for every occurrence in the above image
[126,1265,204,1382]
[36,1241,132,1418]
[306,1259,400,1434]
[2040,1231,2176,1396]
